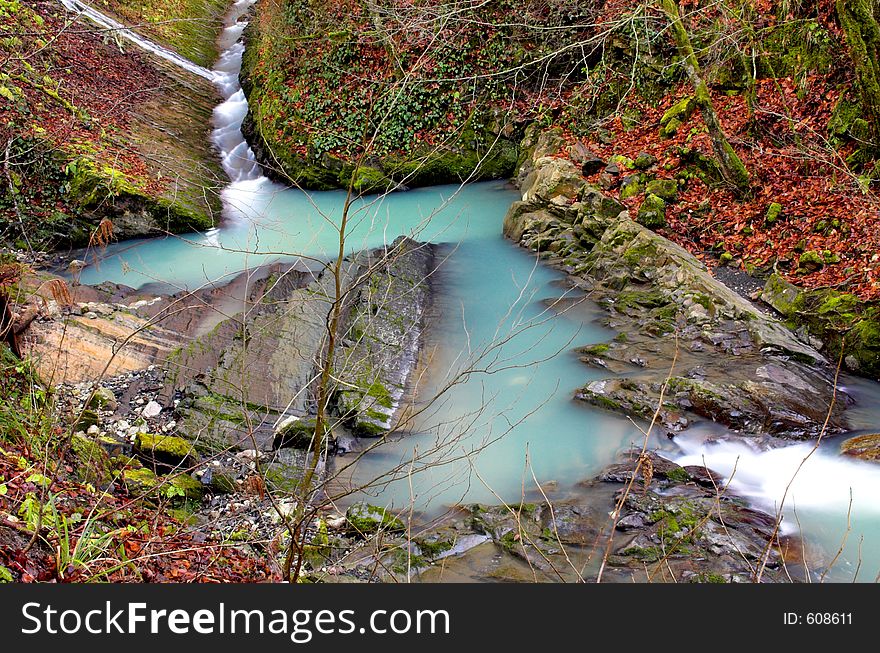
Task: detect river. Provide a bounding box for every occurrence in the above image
[65,0,880,582]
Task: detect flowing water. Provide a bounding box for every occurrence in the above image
[66,0,880,581]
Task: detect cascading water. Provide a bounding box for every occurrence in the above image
[59,0,216,80]
[62,0,880,580]
[210,0,265,186]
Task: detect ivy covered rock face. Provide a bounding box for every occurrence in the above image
[238,0,602,191]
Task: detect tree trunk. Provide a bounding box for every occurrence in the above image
[836,0,880,145]
[0,291,21,358]
[658,0,751,195]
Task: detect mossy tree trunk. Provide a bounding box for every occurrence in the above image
[658,0,751,196]
[836,0,880,145]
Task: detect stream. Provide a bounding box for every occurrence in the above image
[65,0,880,582]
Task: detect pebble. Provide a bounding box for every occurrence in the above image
[143,401,163,418]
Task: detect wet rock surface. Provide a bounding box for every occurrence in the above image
[504,130,852,440]
[307,451,804,583]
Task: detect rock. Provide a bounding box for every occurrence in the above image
[764,202,783,226]
[839,433,880,462]
[633,152,657,170]
[236,449,263,463]
[597,163,620,190]
[134,433,197,467]
[636,193,666,228]
[332,237,434,438]
[346,502,405,536]
[797,250,824,272]
[121,467,204,502]
[645,178,678,202]
[540,504,600,545]
[761,274,800,315]
[274,415,324,449]
[75,408,100,431]
[202,466,238,494]
[608,154,634,169]
[568,142,605,175]
[619,174,644,200]
[87,386,118,412]
[521,157,585,203]
[141,400,162,419]
[659,96,696,138]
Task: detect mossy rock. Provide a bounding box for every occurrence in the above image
[208,471,238,494]
[349,166,393,195]
[636,193,666,229]
[619,175,644,200]
[840,434,880,462]
[659,96,695,138]
[797,251,824,273]
[345,502,405,536]
[633,152,658,170]
[764,202,783,226]
[74,409,99,431]
[608,154,634,169]
[274,416,325,449]
[120,467,204,502]
[86,386,117,412]
[134,433,197,467]
[645,178,678,202]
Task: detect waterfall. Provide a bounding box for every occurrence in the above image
[59,0,216,80]
[60,0,270,220]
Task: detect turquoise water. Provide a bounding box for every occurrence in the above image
[78,179,648,507]
[76,178,880,580]
[66,0,880,580]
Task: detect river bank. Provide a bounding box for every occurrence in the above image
[2,0,880,584]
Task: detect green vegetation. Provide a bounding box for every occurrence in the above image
[105,0,230,68]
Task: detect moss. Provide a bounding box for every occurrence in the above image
[691,293,712,310]
[608,154,634,169]
[274,416,325,449]
[415,537,454,559]
[621,239,660,267]
[636,193,666,229]
[581,343,610,356]
[349,166,392,195]
[621,545,663,561]
[797,250,824,272]
[167,473,205,501]
[75,409,99,431]
[346,502,405,535]
[633,152,657,170]
[758,20,835,81]
[619,175,644,200]
[134,433,195,465]
[617,289,670,310]
[585,393,622,411]
[764,202,783,225]
[698,573,728,584]
[664,467,690,483]
[659,96,695,138]
[645,178,678,202]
